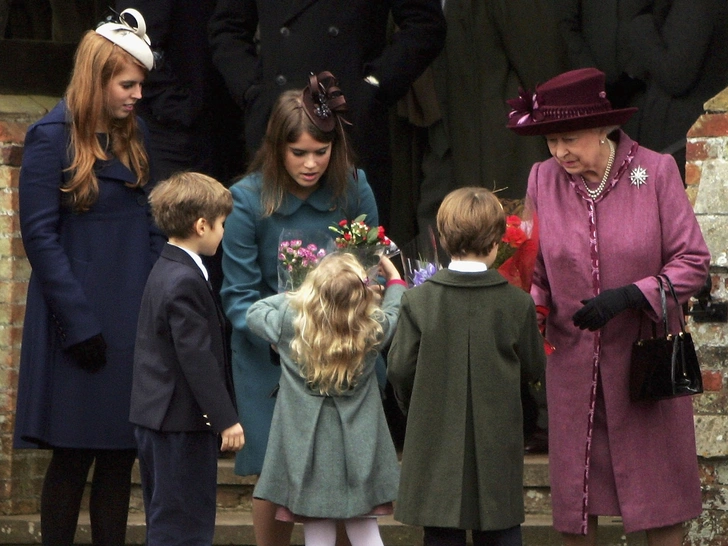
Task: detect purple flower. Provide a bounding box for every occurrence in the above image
[412,262,437,286]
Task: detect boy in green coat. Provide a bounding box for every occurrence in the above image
[388,187,546,546]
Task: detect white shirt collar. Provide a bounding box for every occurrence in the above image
[169,243,208,280]
[448,260,488,273]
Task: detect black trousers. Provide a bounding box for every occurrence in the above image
[135,426,219,546]
[423,525,523,546]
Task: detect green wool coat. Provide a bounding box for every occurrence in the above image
[247,285,405,518]
[387,269,546,530]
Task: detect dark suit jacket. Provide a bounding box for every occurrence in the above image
[130,243,239,433]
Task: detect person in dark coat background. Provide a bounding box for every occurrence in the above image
[389,0,566,454]
[116,0,247,295]
[391,0,568,243]
[13,10,164,545]
[208,0,446,229]
[621,0,728,181]
[552,0,648,119]
[115,0,244,185]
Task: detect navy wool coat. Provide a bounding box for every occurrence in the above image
[14,101,163,450]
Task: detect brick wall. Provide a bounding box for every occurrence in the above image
[685,88,728,545]
[0,98,57,514]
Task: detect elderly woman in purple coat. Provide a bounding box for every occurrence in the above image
[506,68,710,546]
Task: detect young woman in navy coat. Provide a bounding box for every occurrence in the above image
[13,10,163,545]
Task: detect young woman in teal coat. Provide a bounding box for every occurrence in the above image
[14,10,163,545]
[220,72,379,546]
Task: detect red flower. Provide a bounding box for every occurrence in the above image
[503,225,527,248]
[344,233,351,240]
[339,219,348,226]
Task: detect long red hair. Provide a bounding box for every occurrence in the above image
[63,31,150,212]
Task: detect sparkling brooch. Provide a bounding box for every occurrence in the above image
[630,166,648,188]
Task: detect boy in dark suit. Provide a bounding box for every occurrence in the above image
[130,172,244,545]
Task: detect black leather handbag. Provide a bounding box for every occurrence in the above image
[629,275,703,402]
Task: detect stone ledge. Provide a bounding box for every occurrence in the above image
[705,88,728,114]
[0,96,57,123]
[0,513,647,546]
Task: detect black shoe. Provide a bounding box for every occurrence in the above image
[524,427,548,454]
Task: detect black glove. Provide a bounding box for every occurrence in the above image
[572,284,647,331]
[67,334,107,373]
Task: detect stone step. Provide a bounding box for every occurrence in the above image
[0,512,647,545]
[522,454,551,515]
[123,454,553,515]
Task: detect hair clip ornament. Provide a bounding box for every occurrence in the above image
[302,71,350,132]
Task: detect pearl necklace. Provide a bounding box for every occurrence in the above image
[581,139,615,200]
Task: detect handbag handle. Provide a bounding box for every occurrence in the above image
[658,275,687,335]
[657,276,669,336]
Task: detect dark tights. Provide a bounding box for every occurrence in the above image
[40,448,136,546]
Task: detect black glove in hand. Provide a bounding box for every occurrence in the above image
[67,334,107,373]
[572,284,646,331]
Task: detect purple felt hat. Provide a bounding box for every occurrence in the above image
[506,68,637,136]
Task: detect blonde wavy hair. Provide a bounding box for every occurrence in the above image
[289,253,383,395]
[63,31,150,212]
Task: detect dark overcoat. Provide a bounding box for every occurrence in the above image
[115,0,242,182]
[624,0,728,163]
[387,269,546,530]
[553,0,648,137]
[527,131,709,533]
[434,0,567,198]
[247,286,404,518]
[14,101,163,450]
[208,0,446,224]
[130,244,238,433]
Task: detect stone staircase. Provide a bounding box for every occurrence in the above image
[0,454,650,545]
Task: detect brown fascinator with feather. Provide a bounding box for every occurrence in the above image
[302,71,350,132]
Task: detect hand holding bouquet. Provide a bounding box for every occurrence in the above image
[329,214,395,269]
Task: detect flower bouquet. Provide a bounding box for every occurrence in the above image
[328,214,396,271]
[277,229,334,292]
[492,212,538,292]
[399,226,442,288]
[494,199,553,354]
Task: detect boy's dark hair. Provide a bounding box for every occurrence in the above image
[437,187,506,258]
[149,172,233,238]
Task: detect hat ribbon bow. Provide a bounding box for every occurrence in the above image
[307,71,349,123]
[507,88,543,125]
